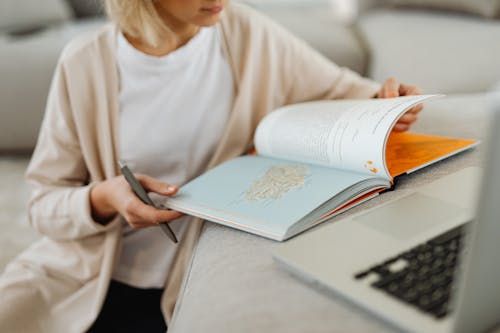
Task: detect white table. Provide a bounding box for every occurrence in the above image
[170,94,498,333]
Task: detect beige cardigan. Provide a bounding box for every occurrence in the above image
[0,4,379,332]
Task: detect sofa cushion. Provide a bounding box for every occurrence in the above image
[383,0,500,18]
[357,9,500,94]
[247,3,369,75]
[0,18,105,152]
[66,0,104,18]
[0,0,72,33]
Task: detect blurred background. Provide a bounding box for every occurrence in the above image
[1,0,499,271]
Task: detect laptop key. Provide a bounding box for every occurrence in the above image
[434,306,449,319]
[372,270,406,288]
[401,288,419,303]
[354,270,370,280]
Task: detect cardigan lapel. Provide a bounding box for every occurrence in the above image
[206,15,252,170]
[89,25,122,179]
[101,26,121,178]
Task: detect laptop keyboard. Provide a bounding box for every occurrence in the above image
[354,225,466,319]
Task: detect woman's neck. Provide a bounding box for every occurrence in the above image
[126,19,200,57]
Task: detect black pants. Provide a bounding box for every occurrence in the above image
[87,280,167,333]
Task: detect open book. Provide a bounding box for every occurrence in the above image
[164,95,478,241]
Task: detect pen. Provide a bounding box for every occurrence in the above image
[118,160,178,243]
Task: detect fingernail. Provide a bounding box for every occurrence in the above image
[167,185,177,192]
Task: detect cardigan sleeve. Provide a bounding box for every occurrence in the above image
[284,36,381,103]
[25,60,119,241]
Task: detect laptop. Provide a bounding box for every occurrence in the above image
[273,97,500,333]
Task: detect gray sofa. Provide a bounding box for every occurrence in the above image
[1,0,500,330]
[1,0,500,152]
[253,0,500,94]
[0,0,105,153]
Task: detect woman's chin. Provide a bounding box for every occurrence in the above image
[195,12,223,26]
[198,19,222,27]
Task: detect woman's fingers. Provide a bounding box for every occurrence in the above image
[378,77,400,98]
[399,84,423,96]
[399,84,424,114]
[135,174,178,196]
[377,78,424,132]
[94,174,184,229]
[116,174,184,228]
[409,103,424,114]
[378,79,423,102]
[124,196,184,228]
[398,113,418,124]
[394,112,419,132]
[393,123,411,132]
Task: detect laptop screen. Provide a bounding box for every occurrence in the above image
[452,94,500,333]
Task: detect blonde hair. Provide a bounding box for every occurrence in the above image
[104,0,171,47]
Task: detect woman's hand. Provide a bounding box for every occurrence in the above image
[376,77,424,132]
[90,174,184,227]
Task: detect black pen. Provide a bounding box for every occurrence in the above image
[118,160,178,243]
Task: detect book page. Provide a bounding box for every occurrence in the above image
[386,132,478,177]
[164,155,389,241]
[255,95,438,180]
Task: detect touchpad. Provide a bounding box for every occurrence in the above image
[354,192,464,240]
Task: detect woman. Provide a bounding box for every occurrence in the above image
[0,0,422,332]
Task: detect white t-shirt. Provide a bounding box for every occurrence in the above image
[113,26,234,288]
